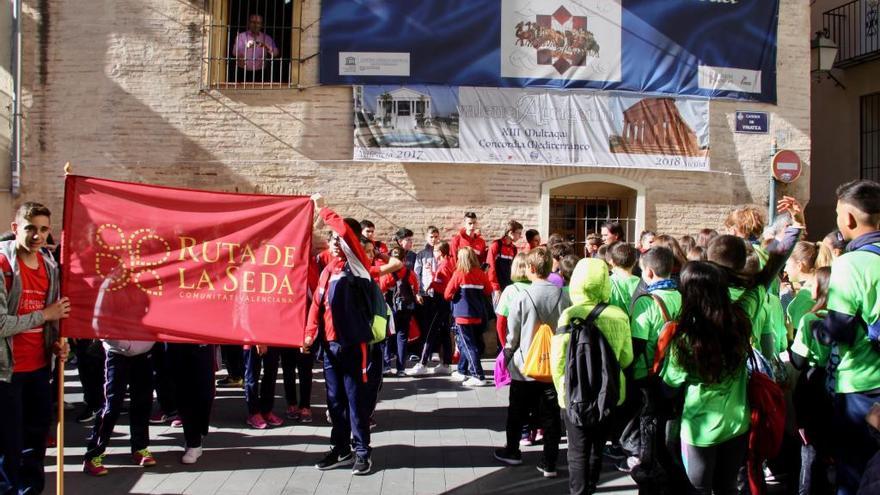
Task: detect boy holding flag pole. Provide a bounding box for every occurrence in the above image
[0,200,70,494]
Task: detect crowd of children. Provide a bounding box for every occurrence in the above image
[486,184,880,495]
[292,184,878,494]
[2,180,880,495]
[296,184,878,494]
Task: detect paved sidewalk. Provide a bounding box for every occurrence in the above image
[47,359,638,494]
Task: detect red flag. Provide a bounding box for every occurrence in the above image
[61,175,313,347]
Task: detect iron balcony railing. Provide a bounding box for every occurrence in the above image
[823,0,880,68]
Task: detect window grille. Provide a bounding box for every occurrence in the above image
[549,196,637,255]
[203,0,303,89]
[862,93,880,180]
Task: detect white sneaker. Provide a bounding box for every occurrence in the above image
[463,377,486,387]
[432,364,450,375]
[450,371,468,381]
[181,446,203,465]
[407,363,429,376]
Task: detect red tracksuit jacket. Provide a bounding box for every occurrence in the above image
[450,229,487,265]
[444,268,492,325]
[486,237,517,292]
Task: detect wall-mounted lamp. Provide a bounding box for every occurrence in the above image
[811,29,845,89]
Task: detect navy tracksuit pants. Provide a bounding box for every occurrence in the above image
[454,322,485,380]
[280,348,313,408]
[384,310,412,372]
[323,341,372,458]
[150,343,177,416]
[73,339,105,413]
[0,367,51,495]
[419,295,453,365]
[221,344,244,379]
[85,351,153,459]
[366,343,384,416]
[244,347,280,415]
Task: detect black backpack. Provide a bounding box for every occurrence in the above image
[388,267,416,312]
[561,303,621,428]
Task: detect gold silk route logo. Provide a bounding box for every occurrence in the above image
[94,224,171,296]
[93,225,300,299]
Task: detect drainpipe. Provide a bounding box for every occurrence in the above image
[10,0,22,197]
[768,138,778,225]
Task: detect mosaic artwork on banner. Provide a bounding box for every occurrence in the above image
[324,0,779,102]
[353,85,710,171]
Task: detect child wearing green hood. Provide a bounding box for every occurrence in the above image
[550,258,633,494]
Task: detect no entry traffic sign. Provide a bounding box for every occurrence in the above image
[771,150,802,184]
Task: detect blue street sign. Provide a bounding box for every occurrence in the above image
[735,111,769,133]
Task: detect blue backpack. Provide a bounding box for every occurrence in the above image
[854,244,880,350]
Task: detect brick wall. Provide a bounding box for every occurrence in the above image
[18,0,810,244]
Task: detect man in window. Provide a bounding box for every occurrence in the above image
[233,14,279,83]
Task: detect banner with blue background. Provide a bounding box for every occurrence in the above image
[321,0,779,103]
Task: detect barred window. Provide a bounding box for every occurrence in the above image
[203,0,303,89]
[549,196,637,254]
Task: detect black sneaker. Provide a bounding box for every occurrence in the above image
[315,450,354,470]
[76,409,98,424]
[352,455,372,475]
[395,370,406,378]
[537,462,558,478]
[493,448,523,466]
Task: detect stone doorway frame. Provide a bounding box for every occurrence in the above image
[539,173,646,240]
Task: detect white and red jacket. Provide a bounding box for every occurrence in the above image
[444,268,492,325]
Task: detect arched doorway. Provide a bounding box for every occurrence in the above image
[540,174,645,254]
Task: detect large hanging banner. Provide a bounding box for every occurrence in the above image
[61,176,313,347]
[354,85,710,171]
[322,0,779,102]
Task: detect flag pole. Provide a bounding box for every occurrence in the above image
[57,161,72,495]
[56,343,66,495]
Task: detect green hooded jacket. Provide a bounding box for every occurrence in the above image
[551,258,633,409]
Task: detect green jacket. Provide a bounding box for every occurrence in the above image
[551,258,633,409]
